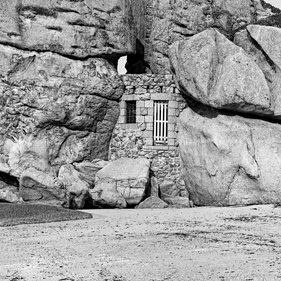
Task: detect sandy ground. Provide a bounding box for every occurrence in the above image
[1,205,281,281]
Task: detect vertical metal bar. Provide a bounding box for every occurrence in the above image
[164,102,167,143]
[154,102,156,143]
[157,102,160,142]
[166,101,169,142]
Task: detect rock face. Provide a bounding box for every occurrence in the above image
[0,0,135,59]
[0,0,136,208]
[19,168,67,207]
[170,26,281,119]
[133,0,270,74]
[178,105,281,206]
[234,25,281,117]
[58,164,91,209]
[92,158,150,207]
[90,178,127,209]
[0,44,123,202]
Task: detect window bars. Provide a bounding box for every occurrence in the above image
[154,101,168,144]
[126,101,136,123]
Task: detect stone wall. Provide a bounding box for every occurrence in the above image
[109,74,187,190]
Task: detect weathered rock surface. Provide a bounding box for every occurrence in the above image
[247,25,281,70]
[178,105,281,206]
[234,25,281,117]
[149,176,159,197]
[136,196,168,209]
[73,159,109,187]
[95,157,150,206]
[0,44,123,180]
[159,180,188,199]
[170,27,281,118]
[90,178,127,209]
[0,0,135,59]
[164,196,190,208]
[0,187,22,203]
[58,164,90,209]
[19,168,67,207]
[135,0,269,74]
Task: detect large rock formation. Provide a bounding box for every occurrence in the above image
[0,44,123,172]
[133,0,271,74]
[170,28,275,117]
[91,157,150,207]
[0,0,135,60]
[169,5,281,206]
[178,104,281,206]
[0,0,136,207]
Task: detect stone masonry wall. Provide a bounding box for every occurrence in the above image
[109,74,187,191]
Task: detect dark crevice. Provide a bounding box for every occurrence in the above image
[183,95,281,125]
[0,41,130,63]
[245,28,279,73]
[0,172,19,188]
[46,26,63,32]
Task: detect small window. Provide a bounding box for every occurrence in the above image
[126,101,136,123]
[154,101,168,144]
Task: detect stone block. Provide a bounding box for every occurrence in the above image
[146,122,154,130]
[168,130,177,139]
[144,100,154,108]
[168,108,177,116]
[151,93,172,100]
[137,100,145,108]
[169,101,178,109]
[142,130,153,138]
[136,116,145,123]
[140,108,148,116]
[145,116,154,123]
[168,138,176,146]
[144,138,154,146]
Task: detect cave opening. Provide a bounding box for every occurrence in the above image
[117,39,150,74]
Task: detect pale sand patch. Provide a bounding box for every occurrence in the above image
[1,205,281,280]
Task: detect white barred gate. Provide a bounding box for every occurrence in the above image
[153,101,168,144]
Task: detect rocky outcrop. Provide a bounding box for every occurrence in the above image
[170,27,281,119]
[135,0,270,74]
[91,157,150,207]
[0,0,137,208]
[90,178,127,209]
[0,43,123,189]
[0,0,135,60]
[19,168,67,207]
[178,104,281,206]
[58,164,91,209]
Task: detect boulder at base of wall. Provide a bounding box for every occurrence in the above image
[164,196,190,208]
[136,196,168,209]
[58,164,91,209]
[159,180,190,207]
[178,104,281,206]
[90,178,127,209]
[19,168,68,207]
[73,159,109,187]
[159,180,189,199]
[94,157,150,207]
